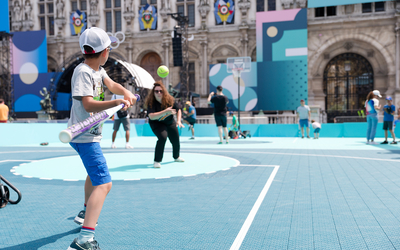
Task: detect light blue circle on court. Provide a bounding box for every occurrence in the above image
[14,153,240,180]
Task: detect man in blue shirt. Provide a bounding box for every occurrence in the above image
[183,101,196,139]
[381,96,397,144]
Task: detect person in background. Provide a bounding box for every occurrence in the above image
[296,99,311,138]
[0,98,9,123]
[182,101,196,140]
[311,120,321,139]
[365,90,381,145]
[111,94,134,149]
[208,86,229,144]
[381,96,396,144]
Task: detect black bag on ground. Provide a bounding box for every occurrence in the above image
[117,110,128,119]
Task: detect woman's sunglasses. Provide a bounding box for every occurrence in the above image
[154,90,163,94]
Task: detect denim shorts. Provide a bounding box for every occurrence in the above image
[299,119,309,128]
[70,142,111,186]
[314,128,320,133]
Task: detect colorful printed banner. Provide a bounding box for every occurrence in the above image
[70,10,87,35]
[214,0,235,24]
[308,0,394,8]
[139,4,157,30]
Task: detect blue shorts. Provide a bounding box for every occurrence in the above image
[299,119,309,128]
[314,128,320,133]
[70,142,111,186]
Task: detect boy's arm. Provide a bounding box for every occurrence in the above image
[82,96,130,113]
[103,77,137,105]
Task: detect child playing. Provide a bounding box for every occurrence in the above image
[381,96,397,144]
[67,27,137,250]
[311,120,321,139]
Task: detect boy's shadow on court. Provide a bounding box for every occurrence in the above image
[109,161,175,172]
[2,227,80,250]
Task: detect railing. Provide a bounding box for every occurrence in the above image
[334,115,383,123]
[196,114,299,125]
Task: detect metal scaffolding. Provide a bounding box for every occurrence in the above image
[0,32,13,116]
[168,13,189,100]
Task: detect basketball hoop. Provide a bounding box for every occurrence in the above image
[232,69,242,77]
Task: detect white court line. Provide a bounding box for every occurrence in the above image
[0,160,35,163]
[124,179,140,181]
[63,179,79,182]
[155,177,170,179]
[40,178,52,180]
[230,165,280,250]
[183,174,196,177]
[182,149,400,163]
[292,138,298,143]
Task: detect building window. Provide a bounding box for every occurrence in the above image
[176,0,195,27]
[105,0,122,32]
[375,2,385,12]
[315,6,337,17]
[362,2,385,13]
[189,62,195,92]
[71,1,88,12]
[81,0,87,10]
[315,7,324,17]
[326,6,336,16]
[256,0,264,12]
[362,3,372,13]
[268,0,276,11]
[38,0,54,36]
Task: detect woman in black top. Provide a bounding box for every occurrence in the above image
[145,82,185,168]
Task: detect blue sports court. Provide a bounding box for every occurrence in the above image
[2,123,400,249]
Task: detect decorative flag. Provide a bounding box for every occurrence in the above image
[70,10,87,35]
[214,0,235,24]
[139,4,157,30]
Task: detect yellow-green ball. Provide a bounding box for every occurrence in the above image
[157,65,169,78]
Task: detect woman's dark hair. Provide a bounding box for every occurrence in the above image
[144,81,175,109]
[216,85,223,92]
[366,91,374,101]
[83,45,102,59]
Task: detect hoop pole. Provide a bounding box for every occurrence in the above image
[238,71,241,132]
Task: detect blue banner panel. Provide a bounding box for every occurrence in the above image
[308,0,394,8]
[257,60,308,111]
[0,0,10,32]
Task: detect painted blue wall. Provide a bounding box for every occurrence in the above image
[1,122,400,146]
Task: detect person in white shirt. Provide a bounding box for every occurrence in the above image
[111,94,133,149]
[296,99,311,138]
[311,120,321,139]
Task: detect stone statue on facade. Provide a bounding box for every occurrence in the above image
[39,87,53,112]
[125,0,133,13]
[13,1,21,22]
[56,0,64,18]
[281,0,293,9]
[90,0,98,16]
[23,0,32,21]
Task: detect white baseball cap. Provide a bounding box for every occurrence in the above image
[79,27,117,54]
[373,90,382,98]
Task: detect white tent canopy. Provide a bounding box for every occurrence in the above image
[116,60,155,90]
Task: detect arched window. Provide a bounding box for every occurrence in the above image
[323,53,374,123]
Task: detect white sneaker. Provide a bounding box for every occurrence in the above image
[154,162,161,168]
[174,157,185,162]
[111,144,116,149]
[370,141,378,145]
[125,144,133,149]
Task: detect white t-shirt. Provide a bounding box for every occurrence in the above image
[68,63,108,143]
[297,105,310,120]
[312,122,321,129]
[111,94,125,120]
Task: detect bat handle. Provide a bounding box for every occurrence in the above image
[134,94,140,102]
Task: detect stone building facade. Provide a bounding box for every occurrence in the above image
[8,0,399,120]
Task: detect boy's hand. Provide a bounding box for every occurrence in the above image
[124,92,137,106]
[116,99,130,111]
